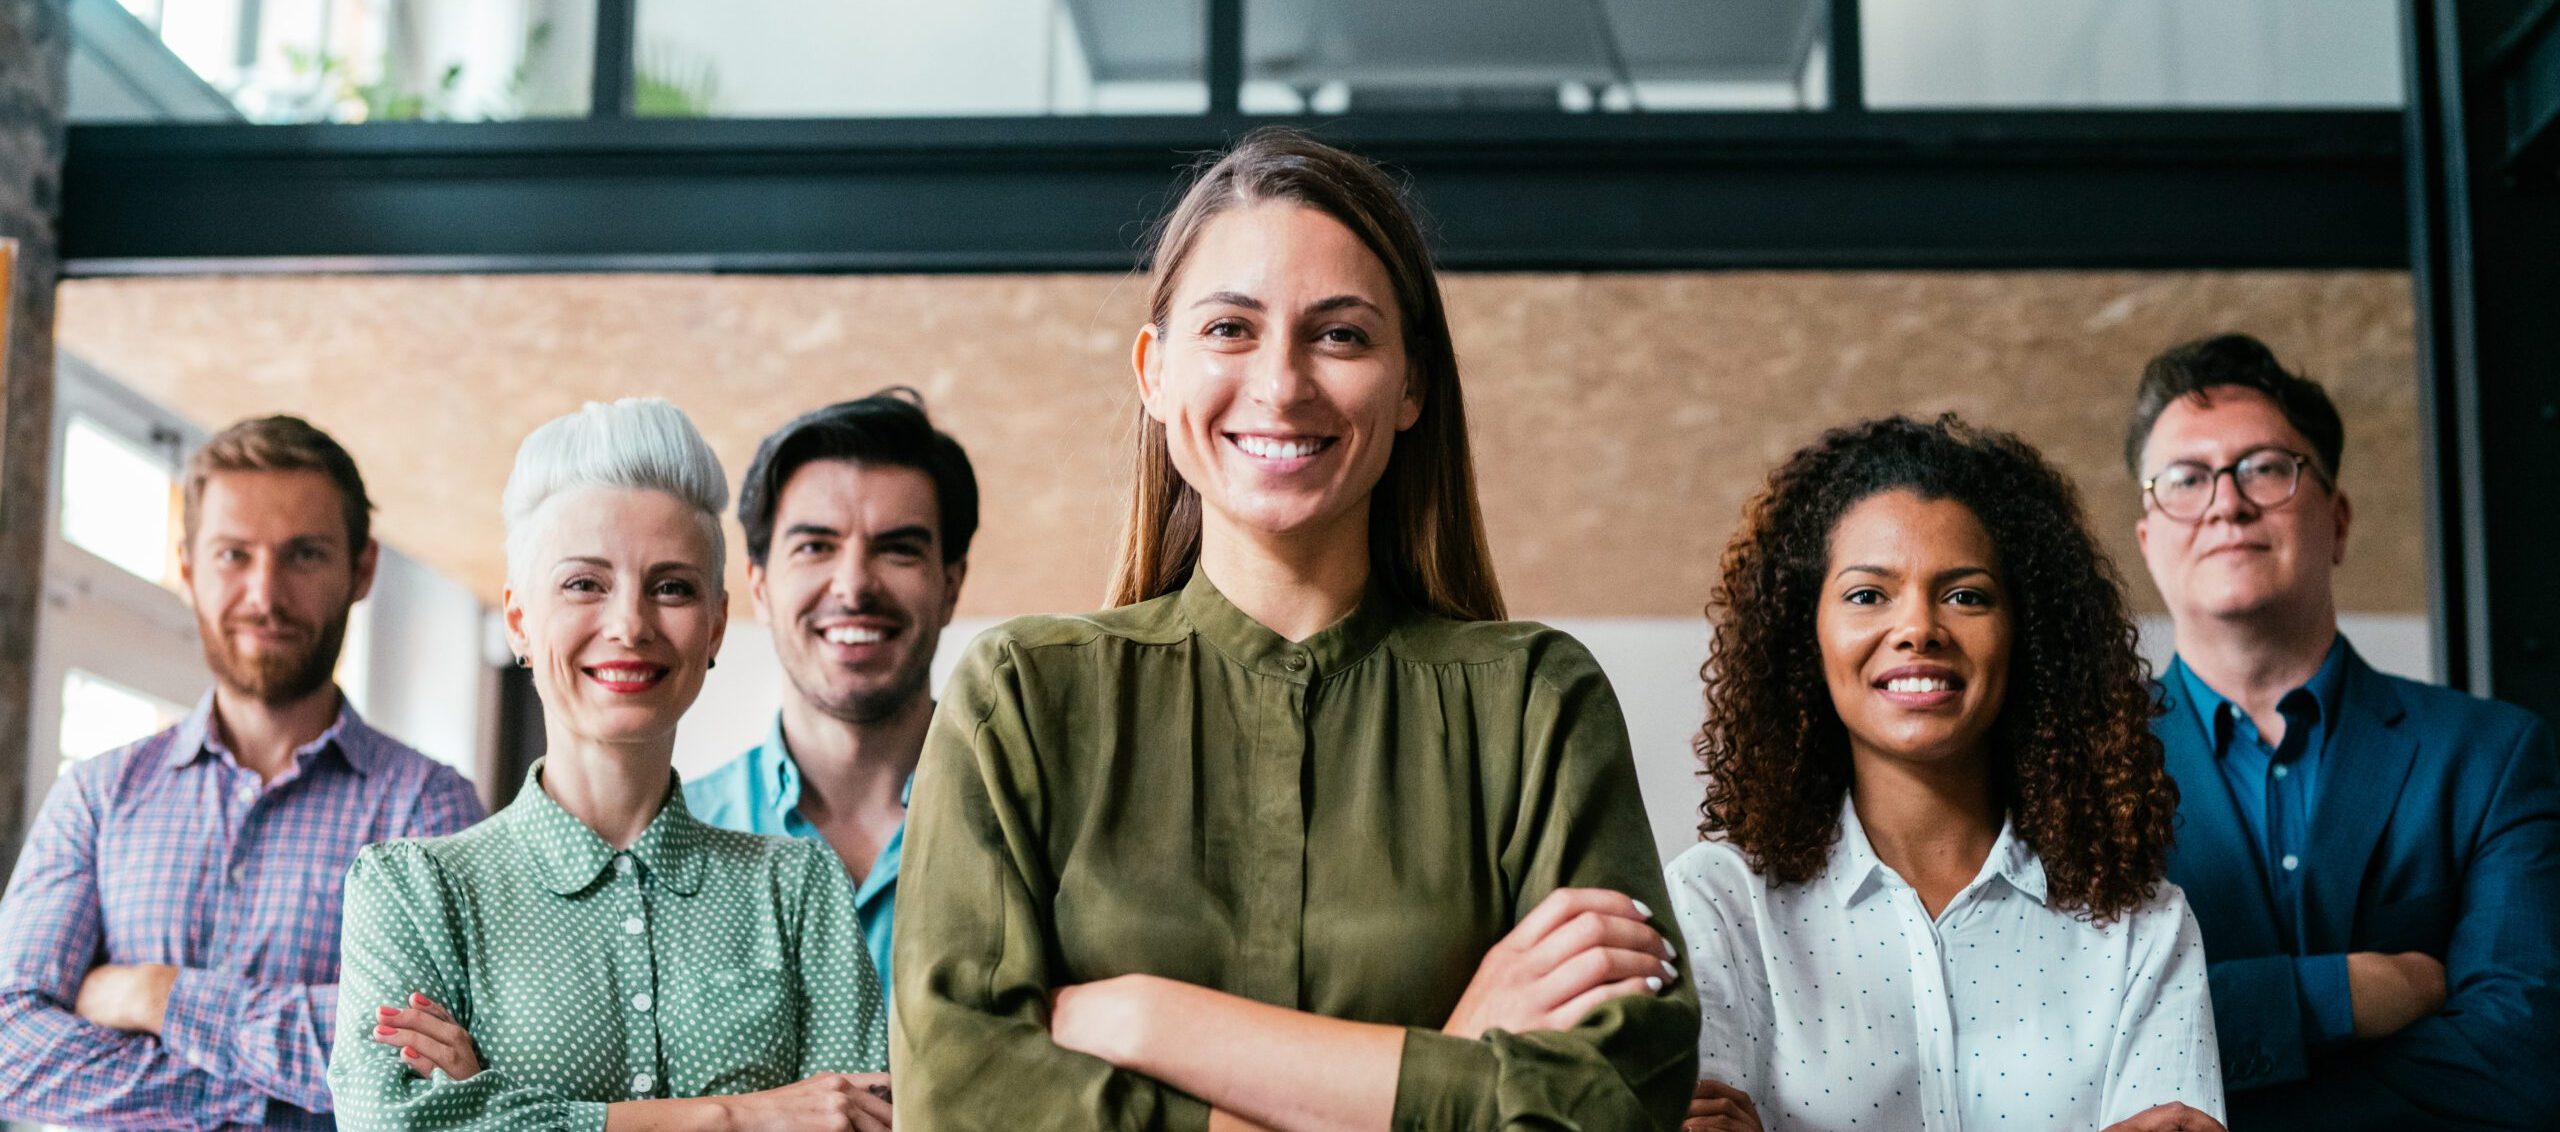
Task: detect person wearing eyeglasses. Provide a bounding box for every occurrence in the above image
[2126,334,2560,1131]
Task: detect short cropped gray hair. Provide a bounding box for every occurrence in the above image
[502,398,729,593]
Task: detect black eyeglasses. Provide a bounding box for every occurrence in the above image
[2142,447,2331,521]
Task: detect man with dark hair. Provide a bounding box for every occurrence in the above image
[2128,334,2560,1130]
[0,415,485,1129]
[687,388,978,998]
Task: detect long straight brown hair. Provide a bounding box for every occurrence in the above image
[1106,127,1505,622]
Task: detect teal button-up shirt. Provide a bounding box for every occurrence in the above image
[685,717,906,990]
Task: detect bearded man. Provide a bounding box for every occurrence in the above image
[0,414,484,1129]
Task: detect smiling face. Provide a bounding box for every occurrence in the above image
[751,459,964,726]
[504,486,726,749]
[183,470,378,705]
[2135,387,2348,626]
[1134,202,1420,552]
[1817,489,2014,773]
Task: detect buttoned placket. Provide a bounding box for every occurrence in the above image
[1240,648,1314,1008]
[1884,872,1986,1132]
[610,852,667,1097]
[211,759,277,958]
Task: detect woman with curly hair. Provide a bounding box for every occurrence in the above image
[1667,416,2225,1132]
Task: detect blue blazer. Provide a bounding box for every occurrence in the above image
[2159,645,2560,1131]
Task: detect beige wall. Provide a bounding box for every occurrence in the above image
[55,270,2420,620]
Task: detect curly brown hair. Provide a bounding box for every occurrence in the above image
[1695,415,2177,922]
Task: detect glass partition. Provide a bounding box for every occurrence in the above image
[1862,0,2403,109]
[73,0,593,123]
[632,0,1206,117]
[1241,0,1831,113]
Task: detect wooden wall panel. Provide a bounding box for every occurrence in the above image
[55,270,2419,619]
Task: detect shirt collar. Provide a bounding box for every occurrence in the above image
[1175,566,1404,682]
[2177,636,2349,758]
[762,714,917,812]
[505,758,706,897]
[1823,794,2047,908]
[169,686,381,776]
[758,715,806,814]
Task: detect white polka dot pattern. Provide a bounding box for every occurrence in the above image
[327,761,887,1129]
[1665,797,2225,1131]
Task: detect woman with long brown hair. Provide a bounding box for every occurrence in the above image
[1668,416,2223,1132]
[892,128,1698,1129]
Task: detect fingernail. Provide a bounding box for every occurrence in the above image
[1632,898,1653,918]
[1645,975,1664,992]
[402,1047,417,1058]
[1661,938,1678,959]
[1661,959,1678,979]
[410,992,430,1005]
[375,1025,396,1036]
[377,1005,398,1017]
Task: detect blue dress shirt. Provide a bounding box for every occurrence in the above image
[2175,639,2354,1049]
[684,717,907,991]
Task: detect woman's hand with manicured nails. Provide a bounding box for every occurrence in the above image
[703,1073,890,1132]
[372,993,480,1081]
[1441,887,1677,1040]
[1683,1078,1764,1132]
[2101,1102,2227,1132]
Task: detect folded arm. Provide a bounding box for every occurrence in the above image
[0,771,267,1129]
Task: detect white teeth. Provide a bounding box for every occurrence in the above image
[1884,677,1955,694]
[1234,435,1325,460]
[822,626,887,645]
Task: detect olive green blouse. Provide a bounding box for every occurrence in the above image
[892,570,1699,1129]
[328,761,887,1131]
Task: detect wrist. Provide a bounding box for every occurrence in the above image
[1066,974,1170,1072]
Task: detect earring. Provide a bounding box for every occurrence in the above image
[514,655,528,668]
[709,657,718,670]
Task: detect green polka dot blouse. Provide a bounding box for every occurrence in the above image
[328,759,887,1130]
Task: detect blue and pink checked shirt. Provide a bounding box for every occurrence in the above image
[0,690,484,1129]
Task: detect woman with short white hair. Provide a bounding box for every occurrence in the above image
[329,398,892,1132]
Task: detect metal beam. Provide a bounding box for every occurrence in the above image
[1826,0,1863,111]
[2405,0,2560,725]
[590,0,636,119]
[1205,0,1242,116]
[58,111,2406,275]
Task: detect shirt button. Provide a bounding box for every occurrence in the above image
[622,916,645,935]
[229,865,247,884]
[234,784,256,805]
[630,1072,654,1094]
[614,857,634,877]
[631,992,652,1012]
[2273,764,2291,780]
[1284,655,1307,672]
[2281,854,2301,871]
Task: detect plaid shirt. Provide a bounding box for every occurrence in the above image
[0,690,485,1130]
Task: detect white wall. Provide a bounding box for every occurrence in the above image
[674,610,2435,867]
[341,547,494,782]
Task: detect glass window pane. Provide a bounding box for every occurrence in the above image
[72,0,592,123]
[1243,0,1830,114]
[633,0,1205,118]
[58,669,187,777]
[1863,0,2404,109]
[61,415,180,588]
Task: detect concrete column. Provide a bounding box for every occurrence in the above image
[0,0,68,888]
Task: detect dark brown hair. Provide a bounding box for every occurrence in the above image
[737,387,979,567]
[183,414,375,553]
[1697,415,2176,922]
[2124,333,2344,479]
[1107,126,1503,621]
